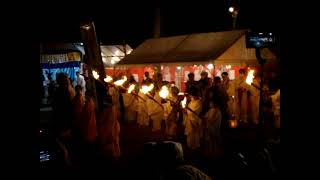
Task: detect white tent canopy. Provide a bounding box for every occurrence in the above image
[100,44,133,66]
[116,30,278,67]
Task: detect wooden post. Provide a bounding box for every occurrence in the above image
[80,21,106,112]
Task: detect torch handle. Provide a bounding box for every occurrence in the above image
[167,98,200,118]
[146,94,164,110]
[131,92,146,102]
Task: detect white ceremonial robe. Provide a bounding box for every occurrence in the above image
[183,98,202,150]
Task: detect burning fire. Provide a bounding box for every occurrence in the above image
[140,84,154,94]
[246,70,255,85]
[181,96,187,108]
[114,76,127,86]
[104,75,113,83]
[127,84,135,94]
[159,86,169,99]
[92,70,100,79]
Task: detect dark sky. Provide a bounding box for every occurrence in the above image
[39,0,279,48]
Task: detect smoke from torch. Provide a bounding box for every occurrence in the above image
[246,70,255,85]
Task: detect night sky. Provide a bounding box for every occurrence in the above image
[39,0,278,48]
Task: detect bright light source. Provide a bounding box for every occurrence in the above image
[226,65,232,69]
[269,33,272,35]
[111,59,115,64]
[127,49,132,54]
[259,33,263,35]
[80,43,83,45]
[229,7,234,13]
[181,97,187,108]
[81,25,91,30]
[208,64,213,70]
[128,84,135,93]
[161,66,164,70]
[246,70,255,85]
[104,75,113,83]
[40,130,42,133]
[92,70,100,79]
[159,86,169,99]
[177,66,181,70]
[114,76,128,86]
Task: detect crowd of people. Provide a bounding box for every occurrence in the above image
[40,68,280,178]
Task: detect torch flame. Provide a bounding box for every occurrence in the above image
[127,84,135,94]
[114,76,127,86]
[159,86,169,99]
[246,70,255,85]
[104,75,113,83]
[92,70,99,79]
[181,96,187,108]
[140,84,154,94]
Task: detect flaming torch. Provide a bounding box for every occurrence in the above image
[245,70,260,90]
[159,86,170,100]
[181,96,187,108]
[246,70,255,85]
[180,96,201,117]
[140,84,154,94]
[127,84,135,94]
[114,76,127,86]
[104,75,113,83]
[140,84,163,109]
[128,84,146,102]
[92,70,100,80]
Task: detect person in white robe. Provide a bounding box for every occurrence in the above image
[73,72,86,96]
[137,91,150,127]
[203,99,222,159]
[99,84,121,159]
[221,72,235,117]
[163,86,180,139]
[183,89,202,151]
[122,90,139,124]
[234,69,252,123]
[147,92,164,131]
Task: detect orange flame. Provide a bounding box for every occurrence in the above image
[104,75,113,83]
[159,86,169,99]
[114,76,127,86]
[181,96,187,108]
[140,84,154,94]
[246,70,255,85]
[127,84,135,94]
[92,70,99,79]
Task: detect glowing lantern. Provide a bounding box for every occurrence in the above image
[229,120,238,128]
